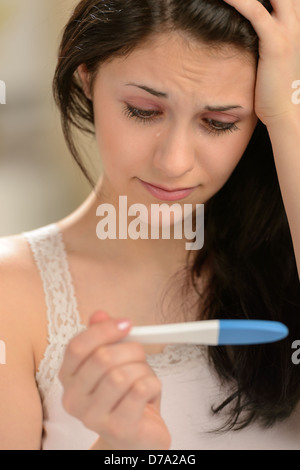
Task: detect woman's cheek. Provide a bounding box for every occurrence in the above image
[95,106,144,162]
[199,139,248,198]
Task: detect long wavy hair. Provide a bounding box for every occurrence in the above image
[53,0,300,431]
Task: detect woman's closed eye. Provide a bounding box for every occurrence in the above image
[122,104,161,123]
[122,104,240,136]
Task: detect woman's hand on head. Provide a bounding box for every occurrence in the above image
[222,0,300,127]
[58,311,171,450]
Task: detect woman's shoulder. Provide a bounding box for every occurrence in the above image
[0,231,34,270]
[0,231,37,301]
[0,230,49,374]
[0,221,62,287]
[0,230,44,301]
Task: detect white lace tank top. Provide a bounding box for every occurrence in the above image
[22,223,300,450]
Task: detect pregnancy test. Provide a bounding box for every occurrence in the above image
[124,320,288,346]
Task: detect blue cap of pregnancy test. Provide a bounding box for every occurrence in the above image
[218,320,289,345]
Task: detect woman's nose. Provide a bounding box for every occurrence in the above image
[153,126,196,178]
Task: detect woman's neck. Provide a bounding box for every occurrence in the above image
[57,188,197,276]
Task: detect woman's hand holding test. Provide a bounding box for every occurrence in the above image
[58,311,171,450]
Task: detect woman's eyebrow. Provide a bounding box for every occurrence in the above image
[204,105,244,112]
[124,83,244,111]
[125,83,168,98]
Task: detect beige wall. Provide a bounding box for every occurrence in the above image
[0,0,101,236]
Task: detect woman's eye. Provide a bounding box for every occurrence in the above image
[123,104,161,124]
[122,104,240,136]
[204,118,240,136]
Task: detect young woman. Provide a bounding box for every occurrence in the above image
[0,0,299,450]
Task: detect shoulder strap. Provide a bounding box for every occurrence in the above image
[22,223,85,403]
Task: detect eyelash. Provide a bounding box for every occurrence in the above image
[122,104,240,136]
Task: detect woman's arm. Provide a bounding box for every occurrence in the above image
[0,238,43,450]
[267,114,300,280]
[222,0,300,279]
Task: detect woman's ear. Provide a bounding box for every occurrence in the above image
[77,64,93,100]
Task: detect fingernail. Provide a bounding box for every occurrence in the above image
[116,319,131,331]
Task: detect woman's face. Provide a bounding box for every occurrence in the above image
[79,32,258,210]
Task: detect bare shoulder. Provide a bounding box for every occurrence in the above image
[0,231,37,277]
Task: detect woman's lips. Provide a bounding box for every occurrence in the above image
[139,179,198,201]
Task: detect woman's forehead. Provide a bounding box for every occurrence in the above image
[125,31,256,68]
[94,32,256,107]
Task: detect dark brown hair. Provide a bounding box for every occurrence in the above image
[53,0,300,432]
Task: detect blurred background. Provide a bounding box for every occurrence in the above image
[0,0,101,236]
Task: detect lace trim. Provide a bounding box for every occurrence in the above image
[146,344,206,376]
[23,224,85,405]
[22,223,206,407]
